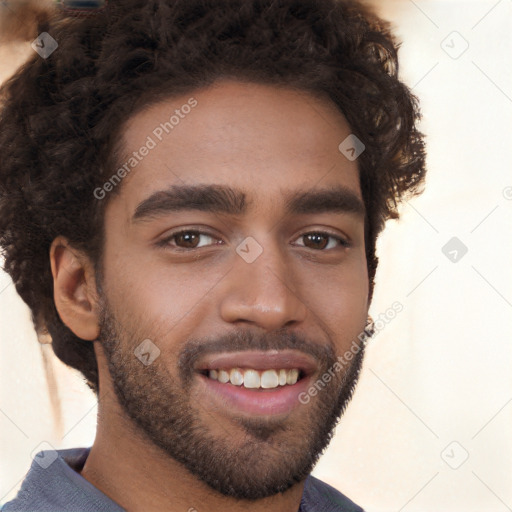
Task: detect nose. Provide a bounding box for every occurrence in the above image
[218,237,308,332]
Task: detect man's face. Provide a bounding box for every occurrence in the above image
[96,80,369,499]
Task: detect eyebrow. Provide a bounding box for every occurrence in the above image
[131,183,365,222]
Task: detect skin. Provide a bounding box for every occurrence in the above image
[50,80,370,512]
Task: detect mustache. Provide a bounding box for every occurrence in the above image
[177,328,337,382]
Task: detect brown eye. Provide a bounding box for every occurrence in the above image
[159,230,220,250]
[174,231,201,248]
[305,233,328,250]
[295,232,349,251]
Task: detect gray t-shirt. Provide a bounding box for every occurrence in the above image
[1,448,364,512]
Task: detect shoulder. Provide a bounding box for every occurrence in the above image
[300,475,365,512]
[1,447,123,512]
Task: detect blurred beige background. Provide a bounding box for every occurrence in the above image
[1,1,511,511]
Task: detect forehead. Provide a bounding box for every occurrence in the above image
[110,80,362,216]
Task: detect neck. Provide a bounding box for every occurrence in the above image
[79,391,305,512]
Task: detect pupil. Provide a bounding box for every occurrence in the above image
[178,232,198,247]
[306,233,326,249]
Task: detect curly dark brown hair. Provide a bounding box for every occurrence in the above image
[0,0,426,396]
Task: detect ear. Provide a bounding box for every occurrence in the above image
[50,236,101,341]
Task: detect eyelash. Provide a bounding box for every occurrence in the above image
[156,229,351,251]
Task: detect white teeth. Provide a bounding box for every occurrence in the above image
[260,370,279,389]
[207,368,301,389]
[243,370,261,389]
[286,369,299,385]
[229,368,244,386]
[218,370,230,384]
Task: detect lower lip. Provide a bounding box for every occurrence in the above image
[196,373,312,417]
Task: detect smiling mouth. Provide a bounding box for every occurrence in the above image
[199,367,305,390]
[194,349,316,390]
[193,350,318,416]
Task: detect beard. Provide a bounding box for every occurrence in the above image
[97,298,367,501]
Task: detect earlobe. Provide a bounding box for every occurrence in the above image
[50,236,101,341]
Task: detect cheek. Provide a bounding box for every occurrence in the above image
[320,277,368,320]
[101,244,224,337]
[303,255,369,343]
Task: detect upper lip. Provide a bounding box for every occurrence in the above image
[194,349,318,376]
